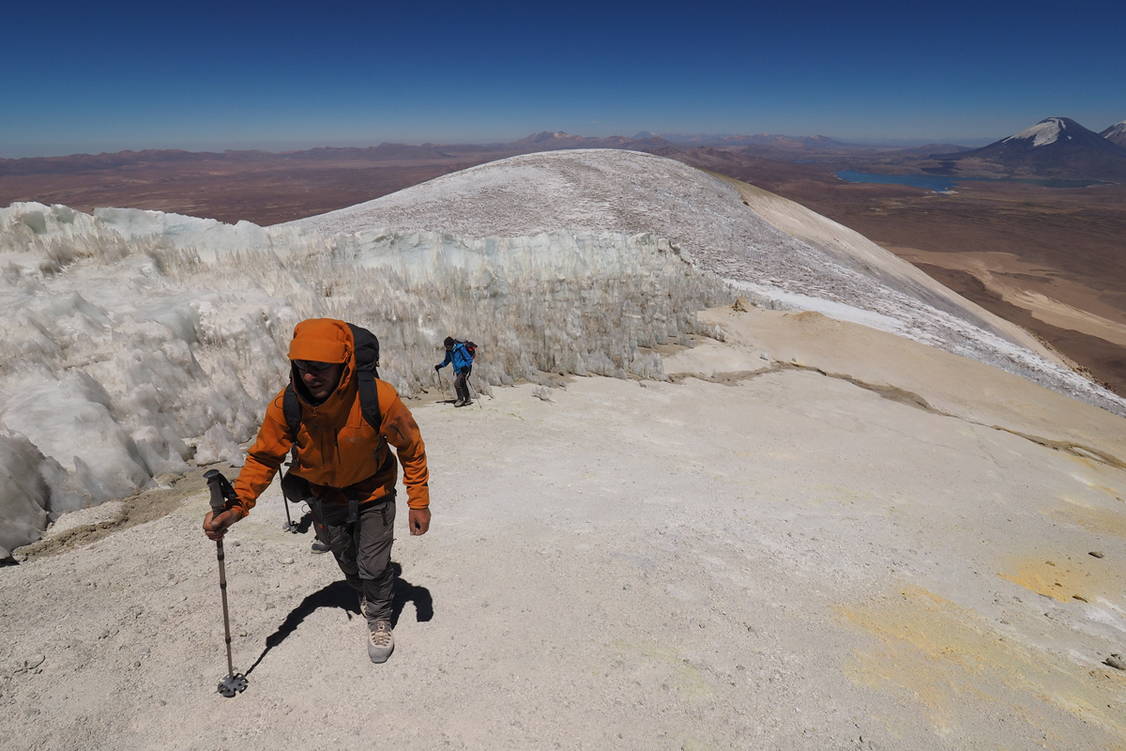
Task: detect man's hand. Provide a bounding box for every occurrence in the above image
[408,507,431,536]
[203,508,243,540]
[434,365,441,372]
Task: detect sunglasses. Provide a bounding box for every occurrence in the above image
[293,360,338,374]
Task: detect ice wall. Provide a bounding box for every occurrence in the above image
[0,203,728,556]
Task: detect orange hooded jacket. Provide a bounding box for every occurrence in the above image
[231,319,429,515]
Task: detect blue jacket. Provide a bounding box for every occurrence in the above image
[437,342,473,373]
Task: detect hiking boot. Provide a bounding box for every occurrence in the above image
[367,620,394,663]
[310,539,331,554]
[455,399,472,407]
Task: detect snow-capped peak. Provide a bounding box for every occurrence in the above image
[1002,117,1071,147]
[1101,120,1126,145]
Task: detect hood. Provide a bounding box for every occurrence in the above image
[287,318,356,407]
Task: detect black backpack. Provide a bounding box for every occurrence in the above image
[283,323,382,440]
[460,340,478,360]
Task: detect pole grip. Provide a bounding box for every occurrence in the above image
[204,469,239,515]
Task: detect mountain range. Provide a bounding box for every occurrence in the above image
[932,117,1126,179]
[5,116,1125,183]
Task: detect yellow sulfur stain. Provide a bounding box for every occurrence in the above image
[836,585,1125,746]
[999,554,1122,604]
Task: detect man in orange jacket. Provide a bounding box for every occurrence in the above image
[202,318,431,664]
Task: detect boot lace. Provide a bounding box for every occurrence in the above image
[370,621,392,647]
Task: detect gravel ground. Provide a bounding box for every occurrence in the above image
[2,311,1123,750]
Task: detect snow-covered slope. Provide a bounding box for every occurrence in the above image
[1003,117,1072,147]
[285,149,1119,413]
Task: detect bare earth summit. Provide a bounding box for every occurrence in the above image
[2,307,1123,750]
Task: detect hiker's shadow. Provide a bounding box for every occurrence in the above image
[245,562,433,676]
[389,562,435,626]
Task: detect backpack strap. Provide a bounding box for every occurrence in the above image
[283,384,301,441]
[347,323,383,435]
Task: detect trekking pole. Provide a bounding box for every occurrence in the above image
[280,456,299,533]
[204,469,249,698]
[282,495,298,532]
[467,377,483,409]
[446,373,457,403]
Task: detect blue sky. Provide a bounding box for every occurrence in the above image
[3,0,1123,156]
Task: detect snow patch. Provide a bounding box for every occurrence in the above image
[1003,118,1065,147]
[727,280,906,333]
[1101,121,1126,145]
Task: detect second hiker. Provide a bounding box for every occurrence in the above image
[435,336,476,407]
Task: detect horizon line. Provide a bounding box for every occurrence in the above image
[0,131,1001,160]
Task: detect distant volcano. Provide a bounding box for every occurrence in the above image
[1100,120,1126,148]
[934,117,1126,179]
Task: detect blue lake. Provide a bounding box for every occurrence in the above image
[836,170,957,191]
[836,170,1104,191]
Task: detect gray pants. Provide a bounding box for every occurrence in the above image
[283,473,396,625]
[455,366,472,403]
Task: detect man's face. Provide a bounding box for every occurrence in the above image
[294,360,343,401]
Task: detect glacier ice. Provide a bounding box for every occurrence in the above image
[0,201,727,554]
